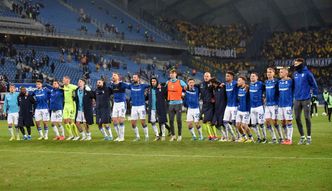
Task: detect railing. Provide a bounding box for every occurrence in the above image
[0,25,187,50]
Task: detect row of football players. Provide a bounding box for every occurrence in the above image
[3,65,316,144]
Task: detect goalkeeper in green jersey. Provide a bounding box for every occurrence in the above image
[62,76,79,140]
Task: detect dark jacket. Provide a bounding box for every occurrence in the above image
[212,85,227,126]
[95,86,112,124]
[74,88,95,125]
[148,84,168,124]
[17,93,35,127]
[199,81,214,107]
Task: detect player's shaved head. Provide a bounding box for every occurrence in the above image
[132,74,140,83]
[204,72,211,82]
[63,76,71,85]
[279,67,289,79]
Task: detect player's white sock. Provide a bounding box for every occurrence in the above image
[59,125,65,136]
[106,126,113,138]
[197,126,203,139]
[232,120,241,139]
[286,124,293,141]
[260,124,267,139]
[119,123,125,139]
[44,127,49,138]
[143,125,149,138]
[114,124,119,137]
[161,124,166,137]
[282,125,287,139]
[8,126,14,137]
[267,125,276,140]
[222,126,228,139]
[152,123,159,136]
[226,124,235,139]
[15,127,20,135]
[53,125,60,137]
[81,131,86,139]
[219,128,226,138]
[37,127,44,137]
[99,127,107,138]
[252,125,261,139]
[189,127,196,138]
[133,126,140,138]
[274,124,283,139]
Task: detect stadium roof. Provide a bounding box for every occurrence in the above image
[126,0,332,31]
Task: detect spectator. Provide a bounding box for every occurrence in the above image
[51,62,55,74]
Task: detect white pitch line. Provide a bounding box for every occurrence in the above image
[0,149,331,160]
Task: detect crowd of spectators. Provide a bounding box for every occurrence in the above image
[308,65,332,92]
[177,21,251,51]
[262,28,332,60]
[154,17,252,53]
[191,57,253,78]
[11,0,41,20]
[0,43,55,84]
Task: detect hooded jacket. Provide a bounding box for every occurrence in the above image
[293,65,318,101]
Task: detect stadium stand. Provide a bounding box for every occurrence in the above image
[262,28,332,60]
[63,0,169,42]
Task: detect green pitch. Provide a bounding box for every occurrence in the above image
[0,110,331,191]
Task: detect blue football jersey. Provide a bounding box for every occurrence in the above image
[238,87,250,112]
[249,81,264,108]
[265,79,278,106]
[226,80,238,107]
[278,79,293,107]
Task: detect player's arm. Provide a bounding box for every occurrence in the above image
[108,87,113,96]
[163,80,169,88]
[46,87,52,100]
[308,72,319,98]
[69,84,78,90]
[3,95,7,116]
[180,79,187,90]
[29,94,36,104]
[17,95,21,107]
[159,82,168,99]
[262,82,266,104]
[86,88,95,99]
[275,80,280,98]
[143,83,150,89]
[28,94,36,113]
[121,82,131,89]
[183,93,188,108]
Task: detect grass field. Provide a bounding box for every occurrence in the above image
[0,109,332,191]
